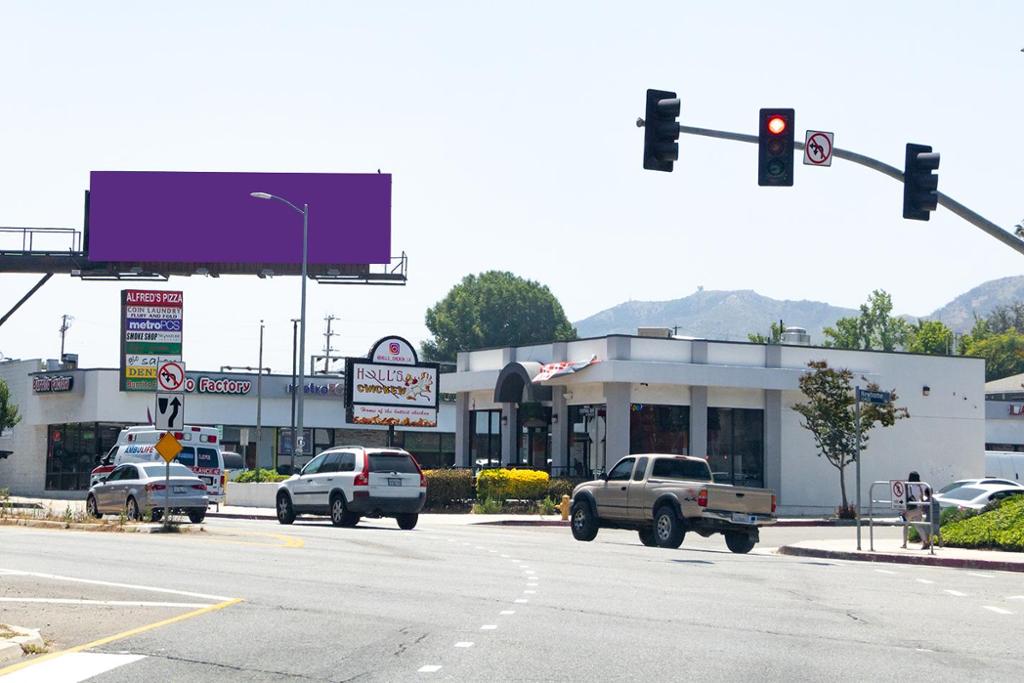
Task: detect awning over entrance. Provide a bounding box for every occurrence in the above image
[493,362,552,403]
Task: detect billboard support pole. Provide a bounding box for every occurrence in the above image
[297,203,309,462]
[0,272,52,327]
[290,318,298,473]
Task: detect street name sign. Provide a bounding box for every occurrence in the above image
[857,389,891,404]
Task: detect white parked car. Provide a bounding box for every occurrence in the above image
[275,447,426,529]
[932,483,1024,511]
[936,478,1024,495]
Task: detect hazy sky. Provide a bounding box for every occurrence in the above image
[1,1,1022,372]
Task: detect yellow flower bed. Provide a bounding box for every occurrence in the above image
[476,468,550,501]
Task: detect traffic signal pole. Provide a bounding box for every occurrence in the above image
[669,123,1024,257]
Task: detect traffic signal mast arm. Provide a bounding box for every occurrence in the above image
[673,123,1024,257]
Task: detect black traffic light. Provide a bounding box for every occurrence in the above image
[642,89,681,172]
[903,143,940,221]
[758,108,795,186]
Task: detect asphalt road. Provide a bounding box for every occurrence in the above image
[1,518,1022,681]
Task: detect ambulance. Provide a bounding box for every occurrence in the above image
[89,425,226,504]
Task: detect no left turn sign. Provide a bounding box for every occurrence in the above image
[803,130,834,166]
[157,360,186,392]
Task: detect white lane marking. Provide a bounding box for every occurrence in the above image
[916,579,935,585]
[944,590,968,597]
[983,606,1013,615]
[527,583,538,587]
[1008,595,1024,601]
[418,665,442,673]
[475,546,485,550]
[874,569,898,575]
[488,550,497,553]
[480,624,498,630]
[0,652,144,682]
[514,598,528,604]
[454,642,474,648]
[500,610,515,615]
[500,554,510,558]
[0,597,212,608]
[915,648,935,653]
[0,568,233,601]
[524,590,536,595]
[967,572,994,579]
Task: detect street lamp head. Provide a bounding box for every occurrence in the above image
[250,191,272,200]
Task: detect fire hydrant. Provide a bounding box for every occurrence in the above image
[559,495,571,521]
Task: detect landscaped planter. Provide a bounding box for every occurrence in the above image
[225,482,279,508]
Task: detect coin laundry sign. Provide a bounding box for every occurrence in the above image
[345,336,440,427]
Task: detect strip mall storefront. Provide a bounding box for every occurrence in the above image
[0,360,454,495]
[443,334,986,515]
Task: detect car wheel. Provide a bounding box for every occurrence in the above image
[654,505,685,549]
[276,492,296,525]
[570,501,599,542]
[188,509,206,524]
[724,531,756,554]
[86,495,102,519]
[638,527,658,547]
[396,513,418,530]
[125,496,140,521]
[330,494,351,527]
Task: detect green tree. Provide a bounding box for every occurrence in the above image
[823,290,909,351]
[906,319,954,355]
[0,377,20,435]
[748,320,785,344]
[792,361,909,512]
[984,303,1024,334]
[422,271,576,362]
[962,330,1024,381]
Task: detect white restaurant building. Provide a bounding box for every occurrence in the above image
[443,331,986,515]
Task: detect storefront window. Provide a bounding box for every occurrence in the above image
[471,410,502,469]
[629,404,690,455]
[46,422,126,490]
[707,408,764,488]
[567,404,606,478]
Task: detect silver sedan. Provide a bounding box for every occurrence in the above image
[86,462,210,523]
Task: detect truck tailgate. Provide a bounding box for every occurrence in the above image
[706,485,774,516]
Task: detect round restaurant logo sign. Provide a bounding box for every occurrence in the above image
[369,336,417,366]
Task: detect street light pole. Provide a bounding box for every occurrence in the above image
[250,192,310,466]
[256,320,264,480]
[290,318,299,473]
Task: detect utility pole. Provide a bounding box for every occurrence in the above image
[322,314,339,374]
[59,314,74,358]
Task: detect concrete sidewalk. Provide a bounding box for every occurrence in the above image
[779,538,1024,573]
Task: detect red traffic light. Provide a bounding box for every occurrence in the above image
[767,115,787,135]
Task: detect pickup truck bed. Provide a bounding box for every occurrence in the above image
[570,453,776,553]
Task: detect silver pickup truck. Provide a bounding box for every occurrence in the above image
[570,454,776,553]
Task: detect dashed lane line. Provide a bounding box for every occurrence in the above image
[480,624,498,631]
[967,572,995,579]
[916,579,935,585]
[982,606,1014,615]
[418,665,442,673]
[500,610,515,615]
[944,590,968,597]
[454,642,474,648]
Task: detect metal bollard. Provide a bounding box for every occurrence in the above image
[559,495,571,521]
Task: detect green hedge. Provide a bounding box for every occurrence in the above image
[548,478,578,501]
[424,469,474,511]
[234,468,290,483]
[476,469,549,501]
[908,505,980,542]
[942,496,1024,552]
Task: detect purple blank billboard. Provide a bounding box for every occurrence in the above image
[87,171,391,264]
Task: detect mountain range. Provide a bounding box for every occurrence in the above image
[573,275,1024,343]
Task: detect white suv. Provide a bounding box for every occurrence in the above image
[275,447,427,529]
